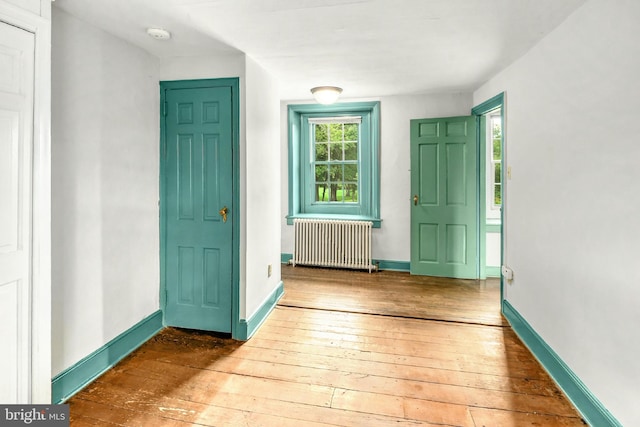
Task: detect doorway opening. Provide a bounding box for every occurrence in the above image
[484,108,502,279]
[472,92,505,300]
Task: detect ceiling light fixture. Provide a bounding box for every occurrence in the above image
[146,28,171,40]
[311,86,343,105]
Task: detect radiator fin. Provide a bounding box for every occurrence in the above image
[293,219,374,273]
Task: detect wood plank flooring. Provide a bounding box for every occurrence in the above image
[68,266,585,426]
[279,265,507,326]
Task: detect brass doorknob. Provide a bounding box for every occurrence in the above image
[413,195,419,206]
[219,206,228,222]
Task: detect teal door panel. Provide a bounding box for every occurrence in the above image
[163,85,233,332]
[410,116,478,279]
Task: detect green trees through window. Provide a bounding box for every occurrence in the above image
[313,122,359,203]
[491,116,502,207]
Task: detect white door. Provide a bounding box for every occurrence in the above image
[0,21,35,403]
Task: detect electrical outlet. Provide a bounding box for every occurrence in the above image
[501,265,514,282]
[507,166,512,180]
[267,264,272,278]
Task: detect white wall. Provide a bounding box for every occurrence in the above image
[486,232,501,269]
[280,93,473,262]
[51,8,160,375]
[244,56,282,319]
[474,0,640,424]
[158,54,245,83]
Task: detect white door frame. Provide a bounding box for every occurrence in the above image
[0,0,51,403]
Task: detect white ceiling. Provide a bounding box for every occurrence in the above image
[53,0,586,100]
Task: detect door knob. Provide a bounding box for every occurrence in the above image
[413,195,419,206]
[219,206,228,222]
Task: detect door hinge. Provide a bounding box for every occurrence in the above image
[163,101,168,116]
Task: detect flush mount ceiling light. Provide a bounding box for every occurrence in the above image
[146,28,171,40]
[311,86,343,105]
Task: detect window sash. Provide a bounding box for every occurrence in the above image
[300,113,372,215]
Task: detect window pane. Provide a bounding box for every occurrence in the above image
[334,183,344,202]
[329,164,343,181]
[344,183,358,202]
[344,123,358,141]
[326,184,339,201]
[492,118,501,139]
[494,183,501,205]
[494,162,501,184]
[493,138,501,160]
[316,184,328,202]
[315,165,328,182]
[315,143,328,161]
[344,142,358,161]
[315,124,328,142]
[329,123,343,142]
[344,164,358,181]
[330,143,343,161]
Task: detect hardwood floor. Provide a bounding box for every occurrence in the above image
[279,265,507,326]
[68,266,585,426]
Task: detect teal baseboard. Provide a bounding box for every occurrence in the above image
[374,259,410,272]
[236,281,284,341]
[281,253,293,264]
[51,310,163,404]
[502,301,621,427]
[486,266,501,277]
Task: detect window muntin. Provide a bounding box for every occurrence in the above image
[312,118,360,204]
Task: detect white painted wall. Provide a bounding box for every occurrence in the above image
[486,232,501,269]
[281,93,473,262]
[474,0,640,424]
[244,56,282,319]
[158,54,245,83]
[51,8,160,375]
[52,14,281,375]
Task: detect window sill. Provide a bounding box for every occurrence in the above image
[287,213,382,228]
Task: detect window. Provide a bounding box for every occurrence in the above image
[487,110,502,218]
[310,117,360,204]
[287,102,381,227]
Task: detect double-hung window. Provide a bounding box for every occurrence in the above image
[487,111,502,219]
[287,102,381,227]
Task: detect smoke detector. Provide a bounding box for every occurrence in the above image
[146,28,171,40]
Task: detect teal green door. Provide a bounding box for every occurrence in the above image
[162,84,234,332]
[410,116,478,279]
